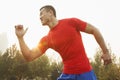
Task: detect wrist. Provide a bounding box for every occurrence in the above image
[18,37,24,41]
[103,49,109,54]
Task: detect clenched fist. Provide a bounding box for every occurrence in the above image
[15,25,28,38]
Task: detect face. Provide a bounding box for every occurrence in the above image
[40,8,51,26]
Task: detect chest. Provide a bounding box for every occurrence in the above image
[48,23,80,49]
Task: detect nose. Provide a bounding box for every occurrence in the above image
[40,17,42,21]
[40,15,43,21]
[40,17,42,20]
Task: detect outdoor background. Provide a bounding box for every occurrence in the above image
[0,0,120,80]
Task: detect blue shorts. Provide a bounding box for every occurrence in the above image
[57,70,97,80]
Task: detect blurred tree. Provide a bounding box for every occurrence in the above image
[91,45,120,80]
[0,44,29,80]
[1,43,120,80]
[27,54,51,79]
[50,62,62,80]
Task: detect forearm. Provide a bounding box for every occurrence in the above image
[15,25,42,61]
[85,23,111,64]
[93,29,108,54]
[18,37,32,61]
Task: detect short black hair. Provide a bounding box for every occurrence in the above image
[40,5,56,17]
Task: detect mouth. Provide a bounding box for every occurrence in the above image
[40,20,46,25]
[41,20,44,23]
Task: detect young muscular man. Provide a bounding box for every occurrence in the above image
[15,5,111,80]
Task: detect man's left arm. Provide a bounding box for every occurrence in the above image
[83,23,112,65]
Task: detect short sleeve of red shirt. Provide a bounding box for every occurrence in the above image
[70,18,87,32]
[37,36,48,54]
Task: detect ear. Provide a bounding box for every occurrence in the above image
[49,10,53,16]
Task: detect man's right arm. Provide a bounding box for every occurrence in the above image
[18,38,42,62]
[15,25,43,62]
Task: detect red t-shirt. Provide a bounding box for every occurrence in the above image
[38,18,92,74]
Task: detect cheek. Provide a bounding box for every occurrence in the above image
[44,16,50,22]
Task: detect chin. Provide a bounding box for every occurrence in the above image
[41,21,48,26]
[42,23,47,26]
[42,23,46,25]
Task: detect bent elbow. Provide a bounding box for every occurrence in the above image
[24,54,39,62]
[23,53,34,62]
[26,58,33,62]
[24,57,33,62]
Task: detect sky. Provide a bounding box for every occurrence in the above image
[0,0,120,61]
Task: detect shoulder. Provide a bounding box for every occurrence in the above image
[60,17,78,21]
[40,35,48,42]
[39,35,49,48]
[59,17,87,28]
[59,17,79,24]
[60,17,86,23]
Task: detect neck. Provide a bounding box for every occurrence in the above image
[48,17,58,29]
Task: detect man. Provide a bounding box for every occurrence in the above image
[15,5,111,80]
